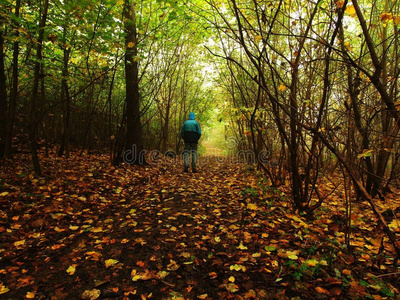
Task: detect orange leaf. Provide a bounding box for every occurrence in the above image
[136,261,145,267]
[336,0,344,8]
[315,287,330,295]
[380,12,393,22]
[278,85,287,92]
[342,269,351,275]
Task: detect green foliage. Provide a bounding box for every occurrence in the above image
[241,186,258,197]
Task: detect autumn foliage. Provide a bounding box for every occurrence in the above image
[1,152,399,299]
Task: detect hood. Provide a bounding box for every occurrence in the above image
[189,112,195,120]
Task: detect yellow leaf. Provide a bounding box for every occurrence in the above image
[278,84,287,91]
[344,41,352,52]
[286,251,298,260]
[388,219,400,232]
[81,289,101,299]
[197,294,208,299]
[305,259,318,267]
[132,275,142,281]
[252,252,261,258]
[69,225,79,231]
[230,264,246,272]
[247,203,258,210]
[105,259,119,268]
[0,283,9,295]
[26,291,36,298]
[357,149,374,159]
[127,42,135,48]
[14,240,25,247]
[320,260,328,266]
[229,276,235,282]
[157,271,169,279]
[214,236,221,242]
[0,192,9,197]
[237,243,248,250]
[91,227,103,233]
[345,5,357,17]
[167,259,179,271]
[66,265,76,275]
[394,16,400,25]
[254,35,262,42]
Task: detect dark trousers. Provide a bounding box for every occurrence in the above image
[183,142,198,170]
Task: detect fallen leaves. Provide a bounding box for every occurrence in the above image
[388,219,400,232]
[229,264,246,272]
[85,251,102,261]
[247,203,258,210]
[167,259,180,271]
[315,286,330,295]
[237,242,248,250]
[1,153,399,299]
[66,265,76,275]
[131,269,169,281]
[81,289,101,300]
[0,282,9,295]
[304,258,318,267]
[14,240,25,247]
[104,259,119,268]
[286,251,299,260]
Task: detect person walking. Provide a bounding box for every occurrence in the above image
[181,112,201,172]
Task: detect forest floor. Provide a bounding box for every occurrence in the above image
[0,152,400,299]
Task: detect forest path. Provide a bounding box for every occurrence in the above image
[1,154,285,299]
[1,153,399,299]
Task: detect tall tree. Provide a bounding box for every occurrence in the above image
[5,0,21,158]
[29,0,49,175]
[57,25,71,158]
[123,0,145,164]
[0,28,7,157]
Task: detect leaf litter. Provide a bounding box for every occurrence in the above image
[0,152,399,299]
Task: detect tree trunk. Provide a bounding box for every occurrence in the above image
[5,0,20,158]
[0,29,7,158]
[29,0,49,175]
[287,0,321,209]
[58,28,71,158]
[108,56,118,160]
[123,0,145,164]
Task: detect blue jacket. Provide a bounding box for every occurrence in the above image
[181,112,201,143]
